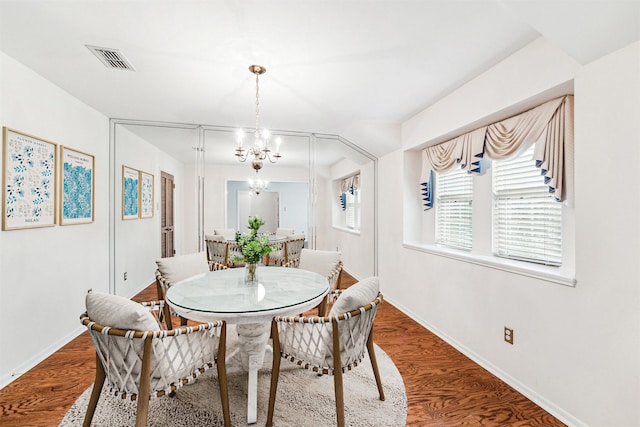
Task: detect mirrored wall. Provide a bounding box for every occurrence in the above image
[109,120,377,297]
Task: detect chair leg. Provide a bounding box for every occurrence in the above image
[332,322,345,427]
[317,296,328,317]
[366,332,385,401]
[135,337,153,427]
[333,367,345,427]
[266,321,281,427]
[217,323,231,427]
[82,353,106,427]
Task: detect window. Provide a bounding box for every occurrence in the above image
[492,145,562,266]
[436,166,473,250]
[345,188,360,231]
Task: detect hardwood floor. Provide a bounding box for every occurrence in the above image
[0,271,564,426]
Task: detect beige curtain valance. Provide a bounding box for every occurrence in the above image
[485,96,573,202]
[352,174,361,191]
[423,126,487,174]
[420,95,574,203]
[340,176,353,193]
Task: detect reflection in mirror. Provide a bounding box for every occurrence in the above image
[311,136,377,280]
[112,122,199,297]
[110,121,377,297]
[227,181,309,235]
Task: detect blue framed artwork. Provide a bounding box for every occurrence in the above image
[2,127,57,230]
[122,165,139,220]
[139,170,154,218]
[60,146,94,225]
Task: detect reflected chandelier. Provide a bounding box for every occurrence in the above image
[248,178,269,195]
[235,65,282,173]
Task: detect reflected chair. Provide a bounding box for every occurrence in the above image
[205,234,229,266]
[81,291,231,427]
[266,277,384,427]
[270,234,305,266]
[214,228,236,240]
[275,228,295,236]
[282,234,306,265]
[284,248,343,315]
[155,251,227,329]
[226,241,245,267]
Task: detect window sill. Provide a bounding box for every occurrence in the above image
[403,241,576,287]
[332,226,361,236]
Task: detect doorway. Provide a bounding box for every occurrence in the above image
[237,191,279,234]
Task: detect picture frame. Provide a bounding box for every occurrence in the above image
[59,146,95,225]
[122,165,139,220]
[2,127,57,230]
[139,170,154,218]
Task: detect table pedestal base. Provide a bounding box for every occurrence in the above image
[227,322,272,424]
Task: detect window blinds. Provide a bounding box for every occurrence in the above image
[493,146,562,266]
[436,167,473,250]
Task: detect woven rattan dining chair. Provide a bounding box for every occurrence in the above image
[283,248,343,315]
[269,233,303,266]
[81,292,231,427]
[205,234,229,266]
[282,234,306,265]
[226,240,245,267]
[155,252,227,329]
[266,277,384,427]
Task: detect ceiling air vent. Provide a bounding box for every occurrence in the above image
[86,45,135,71]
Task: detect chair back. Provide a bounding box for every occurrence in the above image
[226,241,245,267]
[273,291,383,374]
[284,234,306,264]
[275,227,295,236]
[155,252,210,284]
[297,249,343,290]
[82,293,224,399]
[205,236,229,266]
[214,228,236,240]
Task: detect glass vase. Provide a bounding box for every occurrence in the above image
[245,262,258,283]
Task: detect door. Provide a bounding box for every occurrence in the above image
[161,171,175,258]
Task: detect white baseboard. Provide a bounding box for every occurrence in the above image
[383,295,587,427]
[0,325,87,390]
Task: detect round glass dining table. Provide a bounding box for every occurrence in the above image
[166,266,328,424]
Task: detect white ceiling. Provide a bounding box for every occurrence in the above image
[1,0,639,161]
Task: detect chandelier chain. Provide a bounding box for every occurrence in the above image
[255,72,260,133]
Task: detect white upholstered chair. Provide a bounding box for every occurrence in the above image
[81,291,231,427]
[266,277,384,427]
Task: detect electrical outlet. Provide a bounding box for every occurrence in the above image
[124,272,128,281]
[504,326,514,344]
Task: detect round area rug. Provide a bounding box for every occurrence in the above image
[60,344,406,426]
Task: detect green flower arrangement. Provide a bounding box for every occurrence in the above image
[234,216,274,264]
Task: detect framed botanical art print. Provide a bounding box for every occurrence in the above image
[122,165,139,220]
[139,170,154,218]
[2,127,57,230]
[59,146,95,225]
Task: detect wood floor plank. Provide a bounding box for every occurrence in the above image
[0,271,564,426]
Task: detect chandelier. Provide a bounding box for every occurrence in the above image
[248,178,269,195]
[235,65,282,173]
